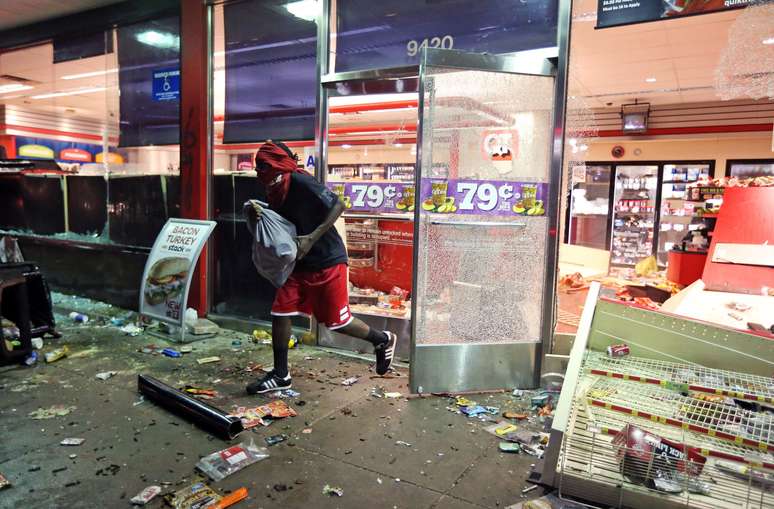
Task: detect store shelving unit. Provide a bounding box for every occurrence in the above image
[540,285,774,509]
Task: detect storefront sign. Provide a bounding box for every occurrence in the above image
[59,148,92,162]
[140,219,216,325]
[18,144,54,159]
[419,178,547,216]
[597,0,751,29]
[327,181,415,213]
[16,136,103,163]
[482,130,518,161]
[151,67,180,102]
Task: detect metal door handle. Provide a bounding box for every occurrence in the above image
[428,220,527,227]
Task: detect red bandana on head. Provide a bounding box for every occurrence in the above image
[255,142,304,208]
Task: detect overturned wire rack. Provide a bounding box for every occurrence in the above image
[555,351,774,509]
[584,351,774,404]
[584,377,774,453]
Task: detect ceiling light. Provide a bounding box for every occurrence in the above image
[136,30,180,49]
[763,37,774,45]
[341,144,352,149]
[31,87,106,99]
[0,83,33,94]
[285,0,318,21]
[61,68,118,80]
[645,77,657,83]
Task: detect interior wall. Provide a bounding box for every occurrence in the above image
[582,134,773,177]
[557,132,773,251]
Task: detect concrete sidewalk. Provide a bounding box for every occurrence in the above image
[0,308,548,509]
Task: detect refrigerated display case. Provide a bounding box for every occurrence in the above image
[610,165,658,266]
[656,162,712,266]
[567,164,612,250]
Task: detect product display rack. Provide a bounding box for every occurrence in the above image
[541,285,774,509]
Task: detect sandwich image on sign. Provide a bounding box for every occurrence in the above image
[144,257,188,305]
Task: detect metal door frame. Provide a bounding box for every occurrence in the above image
[409,44,568,393]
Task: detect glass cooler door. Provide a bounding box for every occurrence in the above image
[410,48,558,393]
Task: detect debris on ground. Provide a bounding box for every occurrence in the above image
[342,376,359,386]
[60,438,85,446]
[130,485,161,505]
[180,345,193,354]
[161,348,182,358]
[183,386,219,400]
[196,441,270,482]
[395,440,412,447]
[212,487,248,509]
[499,442,521,453]
[166,481,221,509]
[44,345,69,363]
[95,371,116,381]
[68,312,89,323]
[384,392,402,398]
[29,405,76,419]
[521,484,538,494]
[322,484,343,497]
[265,434,288,446]
[119,323,142,337]
[197,356,221,365]
[503,411,529,420]
[0,472,9,490]
[270,388,301,398]
[371,386,385,398]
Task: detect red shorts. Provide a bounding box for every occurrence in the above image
[271,263,352,329]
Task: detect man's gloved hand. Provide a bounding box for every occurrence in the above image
[295,234,315,260]
[248,200,263,218]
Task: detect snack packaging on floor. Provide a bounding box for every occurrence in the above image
[195,440,270,482]
[165,481,221,509]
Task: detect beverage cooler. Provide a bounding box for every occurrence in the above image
[610,165,659,266]
[566,161,713,268]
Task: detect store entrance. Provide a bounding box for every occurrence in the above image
[317,66,420,361]
[407,48,558,393]
[319,49,560,392]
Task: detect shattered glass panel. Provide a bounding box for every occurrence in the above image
[414,67,554,345]
[715,0,774,101]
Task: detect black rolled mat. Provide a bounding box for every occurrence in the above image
[138,374,244,440]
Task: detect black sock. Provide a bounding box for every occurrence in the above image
[272,342,289,378]
[365,328,388,347]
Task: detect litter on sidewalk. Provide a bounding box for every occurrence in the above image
[60,438,85,446]
[95,371,116,381]
[196,441,269,482]
[29,405,76,419]
[130,485,161,505]
[166,481,221,509]
[322,484,343,497]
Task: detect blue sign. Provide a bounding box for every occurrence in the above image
[152,67,180,102]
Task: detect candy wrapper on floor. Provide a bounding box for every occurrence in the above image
[165,481,221,509]
[196,440,270,482]
[613,424,708,494]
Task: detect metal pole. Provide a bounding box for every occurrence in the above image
[537,0,573,386]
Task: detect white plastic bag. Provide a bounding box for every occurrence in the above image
[244,200,297,288]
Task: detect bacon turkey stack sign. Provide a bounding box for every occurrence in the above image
[140,219,216,325]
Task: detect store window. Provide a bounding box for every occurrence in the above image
[0,13,180,306]
[210,1,317,321]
